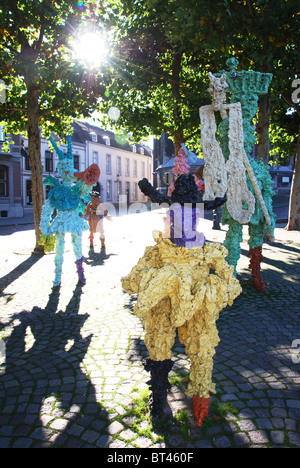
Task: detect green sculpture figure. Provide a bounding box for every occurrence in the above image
[218,58,276,291]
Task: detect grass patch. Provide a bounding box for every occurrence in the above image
[201,396,239,431]
[174,409,190,439]
[169,370,188,390]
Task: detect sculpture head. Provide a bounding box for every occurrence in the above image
[90,191,101,207]
[50,135,77,184]
[49,135,100,186]
[207,72,228,111]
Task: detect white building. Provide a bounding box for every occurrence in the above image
[73,121,153,205]
[0,121,153,220]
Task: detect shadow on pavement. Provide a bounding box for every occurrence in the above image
[84,247,117,267]
[0,254,43,294]
[0,284,109,448]
[0,223,35,236]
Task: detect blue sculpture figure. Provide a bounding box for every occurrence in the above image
[39,136,100,287]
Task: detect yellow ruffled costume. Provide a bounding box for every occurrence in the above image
[121,230,242,403]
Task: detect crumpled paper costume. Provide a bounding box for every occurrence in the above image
[39,136,100,286]
[122,173,241,426]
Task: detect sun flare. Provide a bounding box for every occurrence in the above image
[74,31,109,67]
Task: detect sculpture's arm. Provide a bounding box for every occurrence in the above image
[138,178,172,205]
[39,199,54,235]
[138,177,226,210]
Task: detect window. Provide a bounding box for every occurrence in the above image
[134,182,138,200]
[93,151,99,165]
[0,126,5,142]
[126,181,130,203]
[106,180,112,200]
[139,147,144,155]
[117,156,122,176]
[26,179,32,205]
[90,132,97,142]
[73,154,79,171]
[106,154,112,174]
[134,160,137,177]
[45,150,53,173]
[0,165,8,197]
[141,162,145,178]
[116,181,122,200]
[103,135,110,145]
[125,158,130,176]
[23,147,30,171]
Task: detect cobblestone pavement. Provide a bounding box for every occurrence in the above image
[0,209,299,449]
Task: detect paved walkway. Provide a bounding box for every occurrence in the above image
[0,209,299,449]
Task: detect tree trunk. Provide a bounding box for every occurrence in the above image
[286,123,300,230]
[257,92,271,164]
[171,51,184,156]
[174,129,184,156]
[26,78,45,253]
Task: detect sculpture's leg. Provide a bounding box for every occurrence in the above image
[143,358,173,418]
[100,235,105,248]
[183,312,219,426]
[143,299,176,417]
[193,395,210,427]
[248,223,266,292]
[223,217,243,276]
[98,220,105,248]
[89,232,94,248]
[72,234,86,285]
[54,233,65,287]
[249,245,266,291]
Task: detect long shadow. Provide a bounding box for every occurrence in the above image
[0,284,109,448]
[0,254,43,294]
[0,223,35,236]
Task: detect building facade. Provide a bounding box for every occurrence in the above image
[0,121,153,220]
[0,129,23,218]
[73,121,153,206]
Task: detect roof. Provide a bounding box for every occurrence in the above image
[73,121,152,157]
[156,155,205,171]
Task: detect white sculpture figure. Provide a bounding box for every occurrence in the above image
[200,73,256,224]
[200,75,228,201]
[225,102,256,224]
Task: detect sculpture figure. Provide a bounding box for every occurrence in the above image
[200,59,276,291]
[122,173,241,426]
[83,191,109,249]
[39,136,100,287]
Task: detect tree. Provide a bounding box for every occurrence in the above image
[100,0,300,228]
[269,91,300,230]
[98,0,229,154]
[0,0,106,252]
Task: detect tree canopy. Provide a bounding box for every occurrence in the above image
[0,0,108,250]
[98,0,299,228]
[0,0,106,138]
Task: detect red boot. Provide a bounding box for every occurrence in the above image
[249,246,266,292]
[193,395,210,426]
[89,234,94,248]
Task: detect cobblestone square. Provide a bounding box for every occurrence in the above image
[0,209,299,448]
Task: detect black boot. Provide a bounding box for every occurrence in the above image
[143,358,173,418]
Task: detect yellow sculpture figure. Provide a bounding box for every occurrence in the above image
[122,229,242,426]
